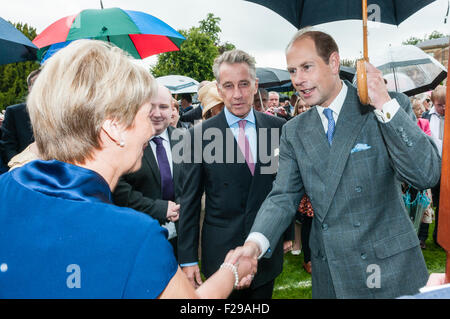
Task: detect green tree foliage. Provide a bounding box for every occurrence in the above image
[341,59,356,68]
[0,22,40,111]
[151,13,235,81]
[199,13,221,46]
[402,30,449,46]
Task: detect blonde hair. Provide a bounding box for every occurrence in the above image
[27,40,156,164]
[293,96,309,116]
[411,98,425,114]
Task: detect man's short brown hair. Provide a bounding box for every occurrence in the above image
[286,29,339,65]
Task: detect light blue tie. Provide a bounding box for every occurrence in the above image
[323,108,335,145]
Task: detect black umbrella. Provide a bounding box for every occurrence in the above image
[259,66,355,92]
[339,65,356,82]
[256,67,291,88]
[0,17,37,65]
[245,0,437,104]
[244,0,436,29]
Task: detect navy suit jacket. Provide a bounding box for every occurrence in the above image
[178,109,291,289]
[0,103,34,164]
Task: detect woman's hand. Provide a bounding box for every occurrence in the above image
[224,248,258,290]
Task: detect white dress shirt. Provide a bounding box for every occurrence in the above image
[224,106,257,162]
[428,106,444,156]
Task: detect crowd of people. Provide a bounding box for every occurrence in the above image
[0,27,448,299]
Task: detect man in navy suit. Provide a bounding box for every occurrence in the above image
[113,85,182,258]
[178,49,292,299]
[0,69,41,167]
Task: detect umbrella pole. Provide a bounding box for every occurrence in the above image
[356,0,369,105]
[362,0,368,62]
[258,90,264,111]
[437,42,450,282]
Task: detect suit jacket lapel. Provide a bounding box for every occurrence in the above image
[320,83,371,219]
[298,108,331,183]
[249,111,266,182]
[143,142,161,187]
[168,126,180,188]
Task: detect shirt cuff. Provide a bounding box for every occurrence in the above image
[180,262,198,267]
[245,232,270,259]
[373,98,400,123]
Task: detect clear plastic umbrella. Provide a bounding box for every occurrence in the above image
[156,75,200,94]
[370,45,447,96]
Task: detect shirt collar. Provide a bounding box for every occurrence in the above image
[224,106,256,127]
[429,106,441,117]
[151,128,169,143]
[316,81,348,116]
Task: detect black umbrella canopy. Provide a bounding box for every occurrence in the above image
[244,0,436,29]
[257,66,356,91]
[256,67,291,88]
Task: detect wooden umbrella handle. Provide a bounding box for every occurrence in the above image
[357,0,370,105]
[362,0,368,61]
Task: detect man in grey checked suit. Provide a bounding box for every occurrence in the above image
[229,29,441,298]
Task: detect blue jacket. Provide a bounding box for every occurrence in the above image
[0,160,178,299]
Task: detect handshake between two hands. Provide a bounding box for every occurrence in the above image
[182,241,261,290]
[223,241,261,289]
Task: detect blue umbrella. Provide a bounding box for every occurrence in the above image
[0,17,37,65]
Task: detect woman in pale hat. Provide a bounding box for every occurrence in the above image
[198,80,225,120]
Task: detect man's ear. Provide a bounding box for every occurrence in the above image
[101,119,125,146]
[253,78,259,95]
[329,51,341,75]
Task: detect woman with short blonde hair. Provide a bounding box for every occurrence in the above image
[28,40,155,165]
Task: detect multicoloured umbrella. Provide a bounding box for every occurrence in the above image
[32,7,185,60]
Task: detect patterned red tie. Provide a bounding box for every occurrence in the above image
[238,120,255,175]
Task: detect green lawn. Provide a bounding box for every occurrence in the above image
[272,221,447,299]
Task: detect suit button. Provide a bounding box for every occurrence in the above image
[322,255,327,261]
[355,186,362,193]
[322,224,328,231]
[361,253,367,260]
[354,221,361,227]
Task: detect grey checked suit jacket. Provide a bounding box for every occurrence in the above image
[250,81,441,299]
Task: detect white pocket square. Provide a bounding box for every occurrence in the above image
[351,143,372,154]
